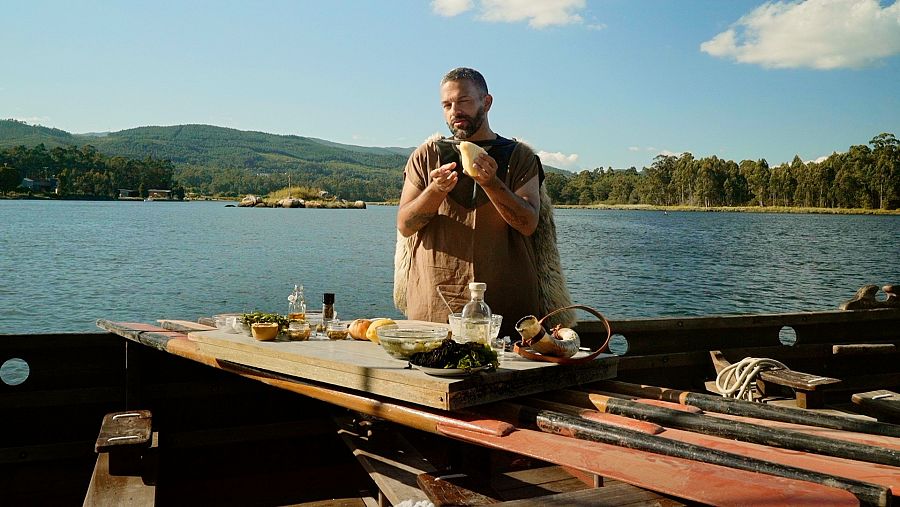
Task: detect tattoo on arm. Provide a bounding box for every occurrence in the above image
[496,201,531,229]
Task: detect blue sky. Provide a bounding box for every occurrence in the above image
[2,0,899,171]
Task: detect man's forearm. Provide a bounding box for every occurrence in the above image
[397,185,447,236]
[482,183,539,236]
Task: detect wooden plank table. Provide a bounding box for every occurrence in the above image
[187,326,618,410]
[94,319,876,505]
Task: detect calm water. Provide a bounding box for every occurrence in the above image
[1,200,898,335]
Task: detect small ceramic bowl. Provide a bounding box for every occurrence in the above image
[251,322,280,341]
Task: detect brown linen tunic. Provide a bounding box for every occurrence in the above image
[404,138,543,337]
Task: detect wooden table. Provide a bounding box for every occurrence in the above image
[92,316,612,411]
[93,319,881,506]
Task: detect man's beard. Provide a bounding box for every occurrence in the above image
[447,106,486,139]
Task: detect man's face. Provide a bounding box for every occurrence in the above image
[440,79,489,140]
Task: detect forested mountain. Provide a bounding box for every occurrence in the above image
[2,120,897,209]
[0,120,79,148]
[0,121,411,200]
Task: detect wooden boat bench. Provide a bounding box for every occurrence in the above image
[83,410,156,506]
[852,390,900,424]
[708,350,843,408]
[756,369,842,409]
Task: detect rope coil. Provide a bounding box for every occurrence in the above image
[715,357,789,401]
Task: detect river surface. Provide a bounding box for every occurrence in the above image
[1,200,898,336]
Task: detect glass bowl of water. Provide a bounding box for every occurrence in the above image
[448,313,502,343]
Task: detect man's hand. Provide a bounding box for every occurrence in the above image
[468,152,500,188]
[430,161,459,193]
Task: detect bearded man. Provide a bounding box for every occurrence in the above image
[396,67,548,338]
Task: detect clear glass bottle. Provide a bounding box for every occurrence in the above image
[288,284,306,321]
[461,282,491,345]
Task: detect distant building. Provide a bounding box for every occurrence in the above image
[119,189,139,199]
[21,178,58,193]
[147,189,172,200]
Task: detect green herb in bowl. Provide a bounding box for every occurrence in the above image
[409,339,499,370]
[241,312,290,330]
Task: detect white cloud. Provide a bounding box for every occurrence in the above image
[807,154,835,164]
[628,146,640,152]
[657,150,679,157]
[701,0,900,70]
[432,0,587,28]
[431,0,473,17]
[537,150,579,167]
[11,116,50,124]
[479,0,585,28]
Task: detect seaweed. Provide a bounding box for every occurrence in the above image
[410,339,499,369]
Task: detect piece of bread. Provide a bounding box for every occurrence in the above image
[365,318,397,344]
[459,141,486,177]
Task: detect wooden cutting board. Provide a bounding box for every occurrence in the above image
[187,322,618,410]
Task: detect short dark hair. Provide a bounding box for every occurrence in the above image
[441,67,489,97]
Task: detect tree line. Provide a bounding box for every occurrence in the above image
[3,132,897,210]
[0,143,181,198]
[174,162,402,202]
[544,133,900,210]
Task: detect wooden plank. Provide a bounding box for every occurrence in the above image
[553,389,900,466]
[491,465,583,493]
[157,319,215,332]
[187,328,617,410]
[653,424,900,495]
[596,380,900,437]
[437,424,859,506]
[853,390,900,423]
[528,397,900,496]
[416,473,500,505]
[95,411,152,453]
[575,308,900,355]
[82,452,155,507]
[523,407,890,505]
[495,483,683,506]
[334,416,436,506]
[834,343,898,356]
[759,369,842,391]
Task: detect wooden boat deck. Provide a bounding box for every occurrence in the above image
[2,306,899,505]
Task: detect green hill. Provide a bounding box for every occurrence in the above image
[0,119,572,200]
[0,120,412,200]
[0,120,78,148]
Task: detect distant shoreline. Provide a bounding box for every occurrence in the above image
[554,203,900,215]
[369,201,900,215]
[3,195,898,215]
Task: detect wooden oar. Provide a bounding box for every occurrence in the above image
[483,403,890,507]
[548,389,900,467]
[595,379,900,438]
[437,421,859,506]
[522,397,900,495]
[586,384,900,450]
